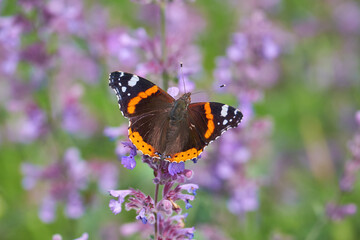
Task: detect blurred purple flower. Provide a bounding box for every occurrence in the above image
[89,161,119,192]
[339,112,360,192]
[22,147,118,223]
[59,84,98,136]
[21,163,42,190]
[332,1,360,35]
[356,111,360,126]
[326,202,357,221]
[228,180,259,215]
[52,233,89,240]
[6,101,48,143]
[52,234,63,240]
[213,11,288,103]
[74,233,89,240]
[0,16,22,76]
[43,0,85,36]
[104,124,128,140]
[197,224,231,240]
[39,196,57,223]
[20,42,48,66]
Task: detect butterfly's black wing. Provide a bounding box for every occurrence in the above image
[109,71,174,157]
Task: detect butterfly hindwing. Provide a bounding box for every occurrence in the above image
[163,102,243,163]
[188,102,243,143]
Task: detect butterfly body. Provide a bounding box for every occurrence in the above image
[109,71,243,163]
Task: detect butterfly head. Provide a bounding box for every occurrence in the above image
[179,92,192,107]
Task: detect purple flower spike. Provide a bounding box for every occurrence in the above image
[168,161,185,176]
[121,155,136,170]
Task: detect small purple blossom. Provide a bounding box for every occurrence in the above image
[109,199,123,215]
[168,161,185,176]
[121,155,137,170]
[108,189,133,214]
[179,184,198,196]
[158,213,195,239]
[118,142,138,169]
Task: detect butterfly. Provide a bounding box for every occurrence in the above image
[109,71,243,163]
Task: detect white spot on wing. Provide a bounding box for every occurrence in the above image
[221,105,229,117]
[223,119,228,125]
[128,75,139,87]
[122,86,127,92]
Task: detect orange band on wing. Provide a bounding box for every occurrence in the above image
[127,85,159,114]
[128,128,156,156]
[204,102,214,139]
[165,148,203,163]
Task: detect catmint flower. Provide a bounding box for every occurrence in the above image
[179,184,198,195]
[108,189,133,215]
[158,213,195,239]
[168,162,185,176]
[117,142,138,169]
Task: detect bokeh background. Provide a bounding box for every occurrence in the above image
[1,0,360,239]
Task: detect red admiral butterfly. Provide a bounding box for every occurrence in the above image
[109,71,243,163]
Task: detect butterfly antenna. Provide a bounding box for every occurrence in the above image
[192,83,227,96]
[180,62,187,93]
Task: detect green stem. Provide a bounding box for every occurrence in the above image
[160,0,169,90]
[154,163,160,239]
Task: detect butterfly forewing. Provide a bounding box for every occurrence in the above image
[109,71,174,118]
